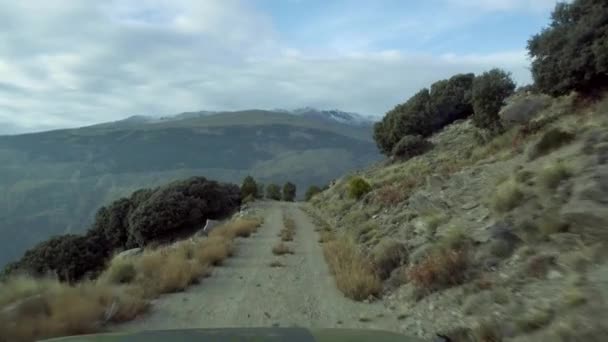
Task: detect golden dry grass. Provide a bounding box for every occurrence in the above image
[280,216,296,241]
[322,237,382,301]
[0,218,262,342]
[0,277,148,342]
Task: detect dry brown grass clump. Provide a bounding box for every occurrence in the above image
[373,178,418,206]
[210,218,261,239]
[278,216,296,241]
[269,261,285,268]
[0,277,148,342]
[323,237,382,301]
[538,161,571,190]
[371,240,408,280]
[272,242,294,255]
[407,247,469,292]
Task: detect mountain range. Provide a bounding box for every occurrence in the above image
[0,108,380,267]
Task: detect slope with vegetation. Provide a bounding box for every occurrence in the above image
[309,1,608,340]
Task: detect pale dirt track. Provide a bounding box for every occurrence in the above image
[116,201,397,331]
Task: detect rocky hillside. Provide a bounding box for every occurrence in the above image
[0,109,380,267]
[310,94,608,341]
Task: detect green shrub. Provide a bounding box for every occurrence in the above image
[492,179,524,213]
[348,177,372,200]
[266,184,282,200]
[373,73,474,155]
[472,69,516,131]
[241,175,258,199]
[391,135,432,160]
[305,185,322,201]
[528,0,608,96]
[5,234,108,282]
[282,182,297,202]
[538,161,571,190]
[528,128,576,159]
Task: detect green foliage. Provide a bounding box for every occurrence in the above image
[471,69,516,131]
[282,182,297,202]
[348,177,372,200]
[305,185,322,201]
[241,175,258,199]
[374,73,474,155]
[127,177,241,246]
[391,135,432,160]
[266,184,282,200]
[528,128,576,159]
[4,177,241,282]
[4,234,108,282]
[528,0,608,96]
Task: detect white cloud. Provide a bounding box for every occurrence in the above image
[0,0,535,134]
[447,0,560,12]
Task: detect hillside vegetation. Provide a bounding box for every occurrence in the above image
[309,1,608,340]
[0,110,380,267]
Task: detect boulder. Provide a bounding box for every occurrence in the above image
[499,94,552,126]
[114,247,142,260]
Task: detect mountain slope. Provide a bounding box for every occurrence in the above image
[0,110,381,267]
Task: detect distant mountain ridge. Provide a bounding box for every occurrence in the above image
[0,108,381,267]
[111,107,375,129]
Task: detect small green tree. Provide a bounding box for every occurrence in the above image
[348,177,372,200]
[472,69,516,132]
[282,182,297,202]
[241,175,258,199]
[266,184,282,200]
[305,185,322,201]
[528,0,608,96]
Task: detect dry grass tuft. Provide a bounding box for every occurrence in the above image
[272,243,294,256]
[373,178,418,206]
[371,240,408,280]
[280,217,296,242]
[0,277,148,342]
[491,179,525,213]
[194,236,234,266]
[407,247,469,292]
[210,218,261,239]
[100,259,137,285]
[528,128,576,160]
[538,161,571,190]
[323,238,382,301]
[269,261,285,268]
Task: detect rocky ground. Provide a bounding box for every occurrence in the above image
[310,94,608,341]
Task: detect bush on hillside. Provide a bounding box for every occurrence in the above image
[5,234,108,282]
[282,182,297,202]
[528,0,608,96]
[266,184,282,200]
[348,177,372,200]
[305,185,322,201]
[472,69,516,132]
[241,175,258,199]
[128,177,241,246]
[373,73,474,155]
[391,135,433,160]
[4,177,242,282]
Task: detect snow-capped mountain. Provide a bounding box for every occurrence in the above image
[274,107,375,126]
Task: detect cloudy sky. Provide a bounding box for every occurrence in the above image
[0,0,560,134]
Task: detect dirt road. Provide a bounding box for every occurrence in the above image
[117,201,397,331]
